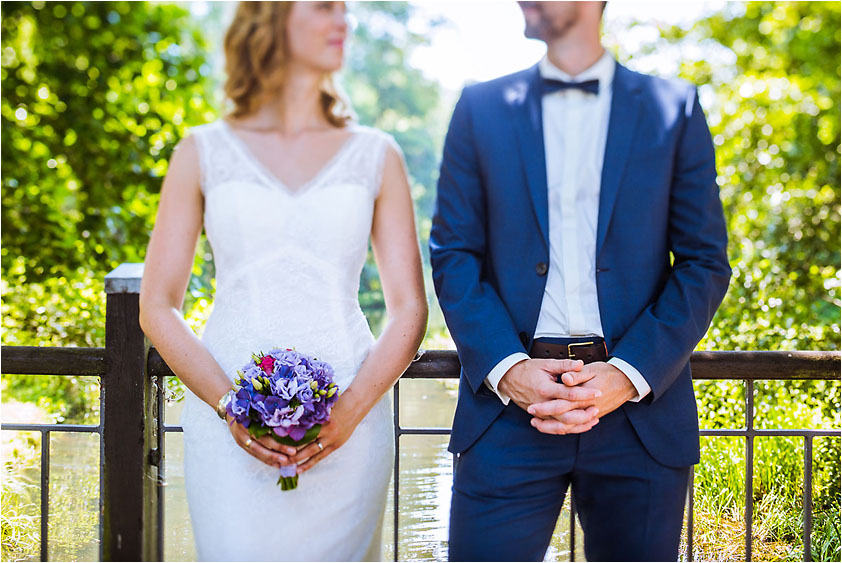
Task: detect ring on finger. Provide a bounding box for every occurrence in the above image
[316,439,324,451]
[244,438,253,449]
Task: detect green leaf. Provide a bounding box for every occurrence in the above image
[269,424,322,447]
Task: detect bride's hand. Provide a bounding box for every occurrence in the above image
[226,415,298,468]
[291,397,364,474]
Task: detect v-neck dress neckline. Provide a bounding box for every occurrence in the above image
[220,120,362,197]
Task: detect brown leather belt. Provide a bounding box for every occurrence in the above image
[528,337,608,365]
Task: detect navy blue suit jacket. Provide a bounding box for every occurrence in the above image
[429,61,731,467]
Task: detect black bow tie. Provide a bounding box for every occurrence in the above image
[542,77,599,96]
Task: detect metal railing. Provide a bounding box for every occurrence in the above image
[2,263,840,562]
[2,264,159,561]
[387,351,842,562]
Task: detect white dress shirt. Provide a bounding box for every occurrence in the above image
[484,51,651,405]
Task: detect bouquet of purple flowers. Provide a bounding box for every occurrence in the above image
[226,347,340,490]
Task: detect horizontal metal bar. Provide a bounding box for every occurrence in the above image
[145,348,842,381]
[402,349,462,379]
[5,424,836,438]
[1,423,101,433]
[397,427,452,436]
[4,346,838,380]
[1,346,106,376]
[689,351,840,380]
[700,429,841,437]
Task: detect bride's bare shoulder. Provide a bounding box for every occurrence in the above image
[162,125,219,197]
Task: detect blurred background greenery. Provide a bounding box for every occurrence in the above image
[1,1,839,561]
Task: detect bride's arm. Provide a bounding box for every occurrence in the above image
[293,142,428,472]
[138,137,295,467]
[138,136,232,409]
[352,142,429,412]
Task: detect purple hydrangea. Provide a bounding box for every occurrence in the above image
[226,348,340,433]
[225,348,340,489]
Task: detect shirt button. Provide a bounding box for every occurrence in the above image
[535,262,548,276]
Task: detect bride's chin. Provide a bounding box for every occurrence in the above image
[293,50,344,75]
[301,61,343,75]
[323,59,344,74]
[318,52,345,73]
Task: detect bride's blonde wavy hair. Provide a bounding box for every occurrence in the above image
[223,1,354,126]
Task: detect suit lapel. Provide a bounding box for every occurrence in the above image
[596,62,643,257]
[508,65,550,251]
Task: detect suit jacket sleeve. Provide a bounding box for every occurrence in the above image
[610,88,732,401]
[430,89,528,394]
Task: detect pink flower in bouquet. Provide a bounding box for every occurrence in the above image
[259,355,275,375]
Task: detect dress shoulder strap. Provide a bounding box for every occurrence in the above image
[340,125,399,199]
[187,121,248,196]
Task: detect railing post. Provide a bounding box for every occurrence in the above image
[393,380,401,562]
[686,465,695,562]
[745,378,755,562]
[102,263,159,561]
[803,436,813,562]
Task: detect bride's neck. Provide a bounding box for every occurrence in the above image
[246,67,331,135]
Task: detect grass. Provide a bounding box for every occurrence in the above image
[1,429,40,562]
[687,379,841,562]
[1,402,100,562]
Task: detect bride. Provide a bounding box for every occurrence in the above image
[138,2,428,560]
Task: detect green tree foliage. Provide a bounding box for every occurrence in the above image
[1,0,215,283]
[343,2,445,329]
[619,4,841,559]
[1,0,217,421]
[665,2,841,352]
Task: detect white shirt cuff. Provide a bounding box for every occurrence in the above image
[607,357,651,402]
[484,352,530,405]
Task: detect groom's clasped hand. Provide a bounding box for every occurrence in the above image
[525,360,639,434]
[499,358,636,435]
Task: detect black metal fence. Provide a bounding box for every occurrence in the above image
[2,263,840,562]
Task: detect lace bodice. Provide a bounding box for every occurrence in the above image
[188,119,394,390]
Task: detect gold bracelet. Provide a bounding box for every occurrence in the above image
[216,390,231,419]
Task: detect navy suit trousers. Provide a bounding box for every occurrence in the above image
[448,400,690,562]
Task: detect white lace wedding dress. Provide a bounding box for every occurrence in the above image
[179,120,395,561]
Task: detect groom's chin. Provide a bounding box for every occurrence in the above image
[523,25,545,42]
[519,4,545,41]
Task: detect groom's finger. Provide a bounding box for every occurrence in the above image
[530,414,599,435]
[548,383,601,402]
[553,406,599,425]
[560,368,597,386]
[528,399,597,418]
[541,358,584,374]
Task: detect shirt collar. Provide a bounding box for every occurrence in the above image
[538,49,616,89]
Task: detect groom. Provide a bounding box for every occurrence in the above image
[430,2,731,561]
